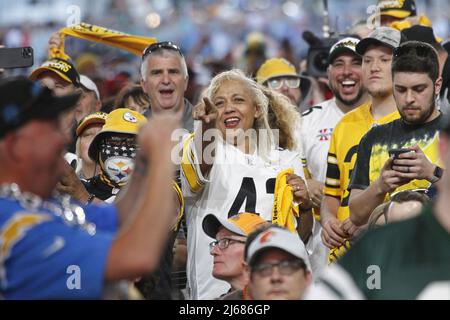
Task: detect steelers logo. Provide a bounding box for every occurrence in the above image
[123,112,138,123]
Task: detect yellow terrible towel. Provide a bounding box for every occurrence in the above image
[272,168,299,233]
[50,22,157,59]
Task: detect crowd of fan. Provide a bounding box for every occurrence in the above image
[1,0,450,300]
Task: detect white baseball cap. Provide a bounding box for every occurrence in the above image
[247,226,311,272]
[80,75,100,100]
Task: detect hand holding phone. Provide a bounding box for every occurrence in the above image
[389,148,412,170]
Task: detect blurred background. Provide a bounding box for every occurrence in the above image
[1,0,449,102]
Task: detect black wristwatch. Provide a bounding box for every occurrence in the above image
[430,166,443,184]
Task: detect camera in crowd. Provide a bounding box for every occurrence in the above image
[303,31,339,78]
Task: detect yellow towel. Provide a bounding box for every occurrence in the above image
[49,22,156,59]
[172,181,185,232]
[328,240,351,264]
[272,168,299,233]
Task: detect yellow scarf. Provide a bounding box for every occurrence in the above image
[49,22,156,59]
[272,168,299,233]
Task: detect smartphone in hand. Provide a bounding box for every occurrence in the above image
[389,148,411,169]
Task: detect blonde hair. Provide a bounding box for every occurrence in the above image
[203,69,300,159]
[262,88,300,150]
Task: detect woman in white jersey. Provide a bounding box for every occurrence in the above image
[181,69,313,299]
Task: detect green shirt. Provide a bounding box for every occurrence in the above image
[339,206,450,299]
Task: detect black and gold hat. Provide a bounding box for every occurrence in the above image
[378,0,417,19]
[29,58,81,86]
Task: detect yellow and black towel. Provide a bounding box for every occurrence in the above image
[272,168,299,233]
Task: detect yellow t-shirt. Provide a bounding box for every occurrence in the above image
[323,102,400,221]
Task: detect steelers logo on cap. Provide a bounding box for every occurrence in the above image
[123,112,138,123]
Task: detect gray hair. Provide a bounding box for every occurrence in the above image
[140,49,188,81]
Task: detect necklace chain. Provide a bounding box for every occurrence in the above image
[0,183,96,235]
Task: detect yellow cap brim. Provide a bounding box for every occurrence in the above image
[29,67,72,84]
[76,117,106,137]
[381,9,412,19]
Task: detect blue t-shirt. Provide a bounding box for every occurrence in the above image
[0,197,118,299]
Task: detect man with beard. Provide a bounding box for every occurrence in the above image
[349,41,445,226]
[301,37,367,210]
[299,37,368,276]
[321,27,401,263]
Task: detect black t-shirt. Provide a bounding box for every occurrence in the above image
[349,114,444,191]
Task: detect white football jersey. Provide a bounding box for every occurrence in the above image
[181,134,305,300]
[299,99,344,182]
[298,99,344,278]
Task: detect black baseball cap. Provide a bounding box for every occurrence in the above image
[401,25,440,46]
[328,37,360,64]
[0,76,81,138]
[29,58,81,86]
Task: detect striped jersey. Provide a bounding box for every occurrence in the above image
[324,102,399,221]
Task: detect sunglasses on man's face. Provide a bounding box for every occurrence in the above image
[142,41,183,60]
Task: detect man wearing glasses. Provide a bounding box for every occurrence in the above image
[256,58,309,109]
[243,225,312,300]
[202,212,268,299]
[140,41,194,132]
[349,41,445,227]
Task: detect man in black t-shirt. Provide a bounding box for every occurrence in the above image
[348,41,445,227]
[305,117,450,300]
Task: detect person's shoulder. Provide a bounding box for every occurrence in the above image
[301,99,338,118]
[339,101,371,123]
[273,147,301,163]
[0,198,51,222]
[301,103,325,118]
[368,117,399,135]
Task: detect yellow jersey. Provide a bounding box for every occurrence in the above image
[324,102,400,221]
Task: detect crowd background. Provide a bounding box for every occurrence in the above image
[2,0,450,102]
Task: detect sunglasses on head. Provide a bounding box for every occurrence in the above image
[142,41,183,60]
